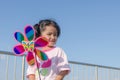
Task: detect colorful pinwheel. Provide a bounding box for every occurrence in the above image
[13,25,51,67]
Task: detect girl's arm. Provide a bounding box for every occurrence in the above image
[55,70,69,80]
[28,74,35,80]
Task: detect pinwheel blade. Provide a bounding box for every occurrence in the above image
[14,32,25,43]
[25,26,34,41]
[26,51,35,65]
[13,45,25,55]
[35,37,48,47]
[42,59,51,68]
[34,49,48,61]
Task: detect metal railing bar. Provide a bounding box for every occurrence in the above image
[14,56,16,80]
[69,61,120,70]
[6,55,9,80]
[22,56,25,80]
[1,51,120,70]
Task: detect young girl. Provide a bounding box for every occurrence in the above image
[26,19,70,80]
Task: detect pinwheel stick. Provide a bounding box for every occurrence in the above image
[34,54,41,80]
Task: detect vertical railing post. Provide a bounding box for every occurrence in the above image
[72,64,74,80]
[95,66,98,80]
[22,55,25,80]
[108,69,110,80]
[0,55,2,68]
[77,65,79,80]
[14,56,16,80]
[6,55,9,80]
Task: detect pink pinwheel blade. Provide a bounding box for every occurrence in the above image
[42,59,51,68]
[13,45,25,55]
[26,51,35,66]
[35,37,48,47]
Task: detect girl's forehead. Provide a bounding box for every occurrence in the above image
[44,25,57,31]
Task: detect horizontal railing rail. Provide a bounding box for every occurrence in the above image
[0,51,120,80]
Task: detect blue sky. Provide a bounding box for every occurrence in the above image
[0,0,120,68]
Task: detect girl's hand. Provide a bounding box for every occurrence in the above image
[28,74,35,80]
[55,70,69,80]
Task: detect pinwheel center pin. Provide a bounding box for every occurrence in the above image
[22,41,34,51]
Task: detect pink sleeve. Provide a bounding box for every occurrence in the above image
[57,49,70,73]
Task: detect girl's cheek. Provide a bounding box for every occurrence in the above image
[42,35,49,38]
[45,36,50,41]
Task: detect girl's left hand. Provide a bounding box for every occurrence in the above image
[55,70,69,80]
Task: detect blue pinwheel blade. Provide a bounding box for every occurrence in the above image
[25,25,34,41]
[14,32,25,43]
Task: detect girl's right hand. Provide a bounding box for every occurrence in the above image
[28,74,35,80]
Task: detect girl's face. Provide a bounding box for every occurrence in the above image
[41,25,58,48]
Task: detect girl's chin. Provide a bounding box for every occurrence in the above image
[47,44,55,48]
[48,43,55,47]
[47,45,55,48]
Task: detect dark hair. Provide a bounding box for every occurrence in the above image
[34,19,61,39]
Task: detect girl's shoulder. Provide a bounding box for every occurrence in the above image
[53,46,66,55]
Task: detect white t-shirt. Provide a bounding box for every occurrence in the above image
[26,47,70,80]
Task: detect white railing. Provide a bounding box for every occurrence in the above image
[0,51,120,80]
[66,61,120,80]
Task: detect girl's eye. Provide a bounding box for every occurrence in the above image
[46,32,57,37]
[54,34,57,36]
[47,33,51,36]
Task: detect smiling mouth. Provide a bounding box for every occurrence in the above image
[50,41,55,43]
[49,41,56,43]
[49,40,56,42]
